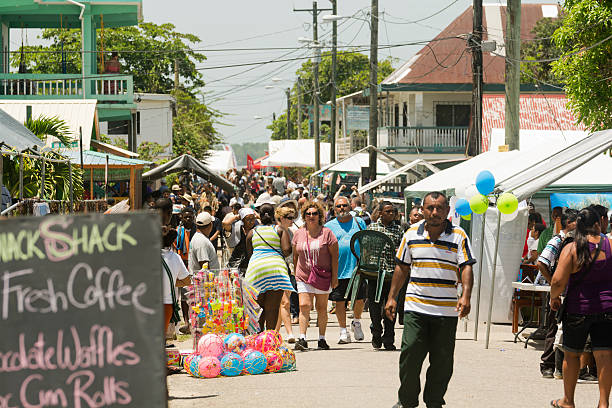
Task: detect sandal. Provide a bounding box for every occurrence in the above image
[550,399,573,408]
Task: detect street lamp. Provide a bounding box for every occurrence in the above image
[265,85,292,140]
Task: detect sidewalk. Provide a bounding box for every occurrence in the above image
[167,312,600,408]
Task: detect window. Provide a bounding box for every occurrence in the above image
[402,102,408,127]
[108,120,129,135]
[394,104,399,127]
[435,104,470,127]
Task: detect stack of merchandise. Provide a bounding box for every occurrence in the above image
[183,330,297,378]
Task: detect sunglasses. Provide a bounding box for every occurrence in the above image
[284,216,295,220]
[305,211,319,217]
[335,204,349,208]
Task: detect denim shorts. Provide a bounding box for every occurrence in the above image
[562,312,612,353]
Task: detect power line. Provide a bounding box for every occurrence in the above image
[382,0,462,24]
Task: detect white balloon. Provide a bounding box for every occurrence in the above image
[500,210,518,222]
[464,184,479,198]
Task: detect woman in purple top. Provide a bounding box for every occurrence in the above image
[292,200,338,351]
[550,207,612,408]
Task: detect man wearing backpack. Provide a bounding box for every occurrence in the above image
[537,210,577,378]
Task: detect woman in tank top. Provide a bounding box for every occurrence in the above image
[550,207,612,408]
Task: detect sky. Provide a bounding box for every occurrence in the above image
[141,0,479,144]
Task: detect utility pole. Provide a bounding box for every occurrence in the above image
[286,87,292,139]
[368,0,379,182]
[330,0,337,163]
[174,58,179,90]
[297,78,303,139]
[294,1,332,171]
[469,0,483,156]
[505,0,521,150]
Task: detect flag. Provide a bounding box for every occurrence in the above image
[247,154,254,172]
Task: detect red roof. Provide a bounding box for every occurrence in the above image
[481,94,586,151]
[383,4,562,85]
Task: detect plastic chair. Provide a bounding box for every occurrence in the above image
[344,230,395,305]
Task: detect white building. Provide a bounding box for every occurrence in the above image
[100,93,174,159]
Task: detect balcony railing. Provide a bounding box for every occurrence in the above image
[379,126,468,153]
[0,73,133,104]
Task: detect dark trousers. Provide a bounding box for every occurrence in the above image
[540,302,558,371]
[397,278,410,325]
[367,279,396,345]
[399,311,457,408]
[289,274,299,318]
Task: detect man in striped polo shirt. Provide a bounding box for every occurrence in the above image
[386,191,475,408]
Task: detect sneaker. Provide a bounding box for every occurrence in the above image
[383,343,397,351]
[578,367,598,383]
[317,339,330,350]
[294,338,308,351]
[372,337,382,349]
[351,320,364,341]
[541,368,554,379]
[338,331,351,344]
[178,324,191,335]
[286,334,296,344]
[553,369,563,379]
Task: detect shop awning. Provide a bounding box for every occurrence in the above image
[0,108,44,151]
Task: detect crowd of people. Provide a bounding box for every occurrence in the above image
[149,168,610,408]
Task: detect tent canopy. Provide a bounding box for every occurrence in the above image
[359,159,440,195]
[496,129,612,201]
[142,154,236,192]
[311,145,403,179]
[0,108,44,151]
[262,140,331,168]
[204,150,236,174]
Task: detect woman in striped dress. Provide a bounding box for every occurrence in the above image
[246,203,294,330]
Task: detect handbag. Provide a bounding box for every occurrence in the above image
[162,256,182,324]
[555,236,602,323]
[305,232,331,291]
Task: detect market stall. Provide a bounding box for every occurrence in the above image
[262,140,331,168]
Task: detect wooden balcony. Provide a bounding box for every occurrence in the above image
[378,126,468,154]
[0,73,134,105]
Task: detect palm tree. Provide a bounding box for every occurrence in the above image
[24,115,73,147]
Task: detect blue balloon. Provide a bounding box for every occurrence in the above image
[455,198,472,216]
[475,170,495,195]
[243,351,267,375]
[220,352,244,377]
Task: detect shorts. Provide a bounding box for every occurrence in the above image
[562,312,612,353]
[329,278,366,302]
[179,287,188,303]
[296,280,331,295]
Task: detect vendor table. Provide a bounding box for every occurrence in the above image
[511,282,551,348]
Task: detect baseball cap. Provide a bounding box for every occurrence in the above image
[239,208,256,220]
[171,184,181,191]
[196,212,212,226]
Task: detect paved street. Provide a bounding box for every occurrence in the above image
[167,312,599,407]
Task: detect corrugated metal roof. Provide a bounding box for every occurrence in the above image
[0,100,97,150]
[481,94,587,151]
[0,107,44,150]
[59,149,151,166]
[384,4,561,85]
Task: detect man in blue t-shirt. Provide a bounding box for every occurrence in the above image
[325,196,367,344]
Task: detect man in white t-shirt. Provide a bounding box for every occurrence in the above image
[189,212,220,273]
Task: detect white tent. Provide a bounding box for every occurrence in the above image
[487,128,588,153]
[479,129,612,348]
[358,159,440,195]
[204,150,236,174]
[311,145,403,179]
[262,140,331,168]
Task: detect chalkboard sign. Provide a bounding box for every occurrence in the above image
[0,213,165,407]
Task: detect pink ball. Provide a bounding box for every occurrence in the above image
[264,350,283,373]
[198,334,225,358]
[255,330,282,353]
[198,356,221,378]
[240,348,255,360]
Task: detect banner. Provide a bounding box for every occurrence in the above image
[0,213,165,407]
[550,193,612,210]
[247,154,254,172]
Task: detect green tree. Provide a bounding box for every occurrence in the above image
[15,22,206,94]
[552,0,612,131]
[520,17,565,85]
[24,115,73,147]
[172,90,221,158]
[268,51,395,140]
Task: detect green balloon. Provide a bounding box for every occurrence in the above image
[461,214,471,221]
[497,192,518,214]
[469,194,488,214]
